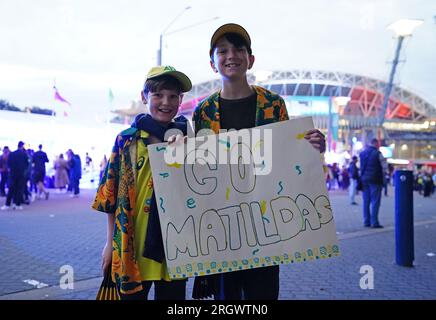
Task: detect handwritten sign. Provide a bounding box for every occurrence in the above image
[148,117,340,279]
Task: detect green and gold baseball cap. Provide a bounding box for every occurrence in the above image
[146,66,192,92]
[210,23,251,57]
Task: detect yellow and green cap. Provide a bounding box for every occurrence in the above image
[146,66,192,92]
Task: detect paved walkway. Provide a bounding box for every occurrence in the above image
[0,186,435,300]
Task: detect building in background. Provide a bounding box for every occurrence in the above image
[177,69,436,169]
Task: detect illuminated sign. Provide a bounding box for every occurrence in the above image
[283,96,332,116]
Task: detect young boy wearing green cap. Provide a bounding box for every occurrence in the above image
[192,23,326,300]
[93,66,192,300]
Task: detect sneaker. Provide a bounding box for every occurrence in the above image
[0,205,10,211]
[70,194,79,198]
[364,224,371,228]
[351,202,358,205]
[372,225,384,229]
[45,192,50,200]
[15,205,23,210]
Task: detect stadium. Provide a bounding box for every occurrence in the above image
[173,69,436,168]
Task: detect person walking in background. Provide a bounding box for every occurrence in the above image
[1,141,28,210]
[67,149,82,197]
[359,138,387,228]
[32,144,49,200]
[0,146,10,197]
[54,153,69,193]
[23,148,33,204]
[340,165,350,190]
[99,155,107,183]
[423,171,434,198]
[348,156,359,205]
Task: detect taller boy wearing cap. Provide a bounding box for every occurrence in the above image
[193,24,326,300]
[93,66,192,300]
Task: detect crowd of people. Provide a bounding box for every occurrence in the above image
[324,140,435,229]
[0,142,84,210]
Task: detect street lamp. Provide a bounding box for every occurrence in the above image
[157,6,192,66]
[377,19,423,140]
[157,7,219,65]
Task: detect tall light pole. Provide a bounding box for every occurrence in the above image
[157,6,192,66]
[377,19,423,142]
[157,9,219,65]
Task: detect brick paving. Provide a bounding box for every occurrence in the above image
[0,186,435,300]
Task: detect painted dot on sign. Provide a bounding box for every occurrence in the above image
[159,172,169,178]
[296,132,306,140]
[159,197,165,213]
[207,224,212,229]
[167,162,182,169]
[278,181,283,195]
[253,139,264,151]
[260,201,267,214]
[187,198,196,209]
[295,165,302,175]
[218,139,231,149]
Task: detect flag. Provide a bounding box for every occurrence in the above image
[108,88,114,104]
[53,86,71,105]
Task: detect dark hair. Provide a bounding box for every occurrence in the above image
[143,75,183,96]
[352,156,358,161]
[371,138,379,145]
[18,141,25,148]
[210,32,252,59]
[38,144,43,149]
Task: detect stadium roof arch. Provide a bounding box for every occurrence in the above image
[180,70,436,129]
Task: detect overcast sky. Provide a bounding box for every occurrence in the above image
[0,0,435,122]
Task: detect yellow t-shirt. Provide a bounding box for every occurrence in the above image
[133,130,171,281]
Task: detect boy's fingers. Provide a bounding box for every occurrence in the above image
[168,134,184,145]
[168,135,177,144]
[304,129,325,139]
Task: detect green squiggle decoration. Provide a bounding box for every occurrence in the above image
[159,197,165,213]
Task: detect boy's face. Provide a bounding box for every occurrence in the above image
[210,36,255,80]
[142,88,183,125]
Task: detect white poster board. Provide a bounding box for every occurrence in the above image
[148,117,340,279]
